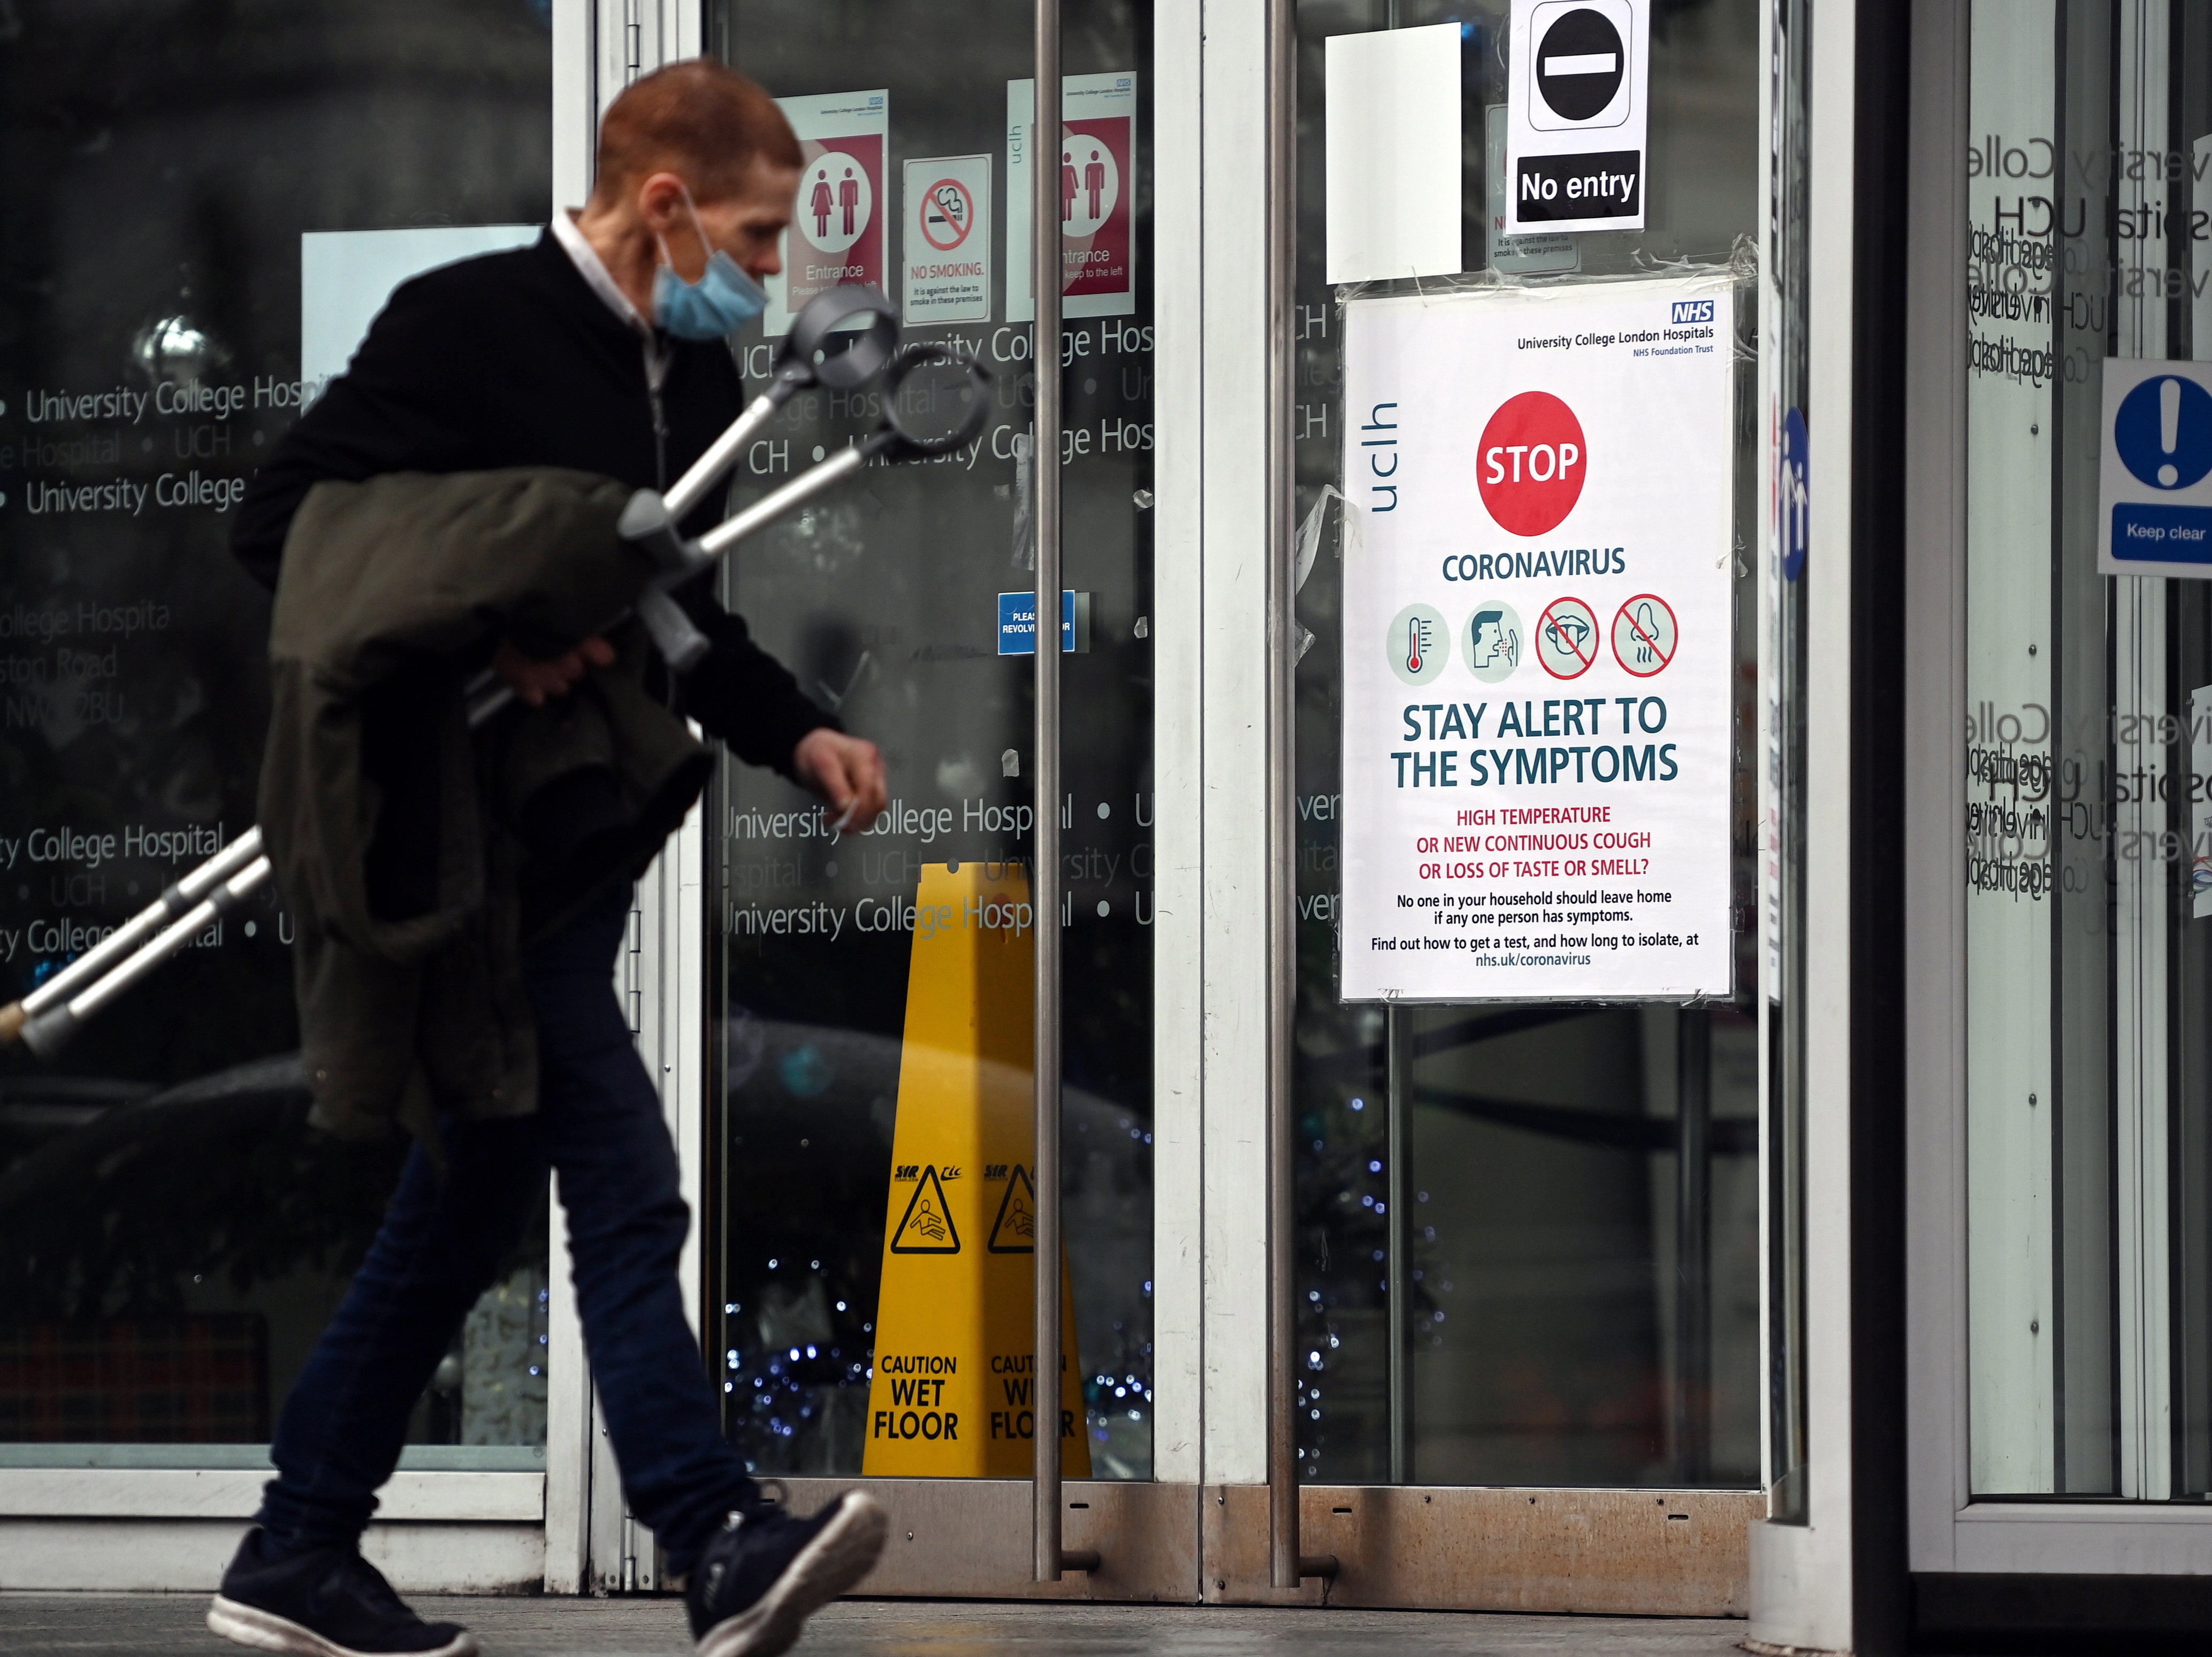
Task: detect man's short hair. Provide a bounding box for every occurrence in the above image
[593,60,802,203]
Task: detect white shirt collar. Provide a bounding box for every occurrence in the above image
[552,210,651,337]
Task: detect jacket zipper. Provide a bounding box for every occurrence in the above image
[643,338,679,709]
[645,340,668,490]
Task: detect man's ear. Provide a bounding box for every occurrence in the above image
[636,171,689,233]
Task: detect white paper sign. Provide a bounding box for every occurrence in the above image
[903,155,993,324]
[301,225,539,398]
[1006,72,1137,321]
[2096,356,2212,578]
[1339,277,1733,1001]
[1323,25,1462,284]
[1504,0,1649,234]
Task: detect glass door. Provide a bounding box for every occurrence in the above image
[1935,0,2212,1527]
[1267,0,1775,1613]
[700,0,1183,1597]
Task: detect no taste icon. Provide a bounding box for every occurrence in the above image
[1478,391,1587,535]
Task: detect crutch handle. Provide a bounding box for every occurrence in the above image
[636,587,713,674]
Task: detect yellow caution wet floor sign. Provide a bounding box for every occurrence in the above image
[863,861,1089,1477]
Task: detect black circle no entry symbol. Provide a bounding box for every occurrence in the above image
[1536,8,1626,124]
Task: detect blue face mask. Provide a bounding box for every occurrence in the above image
[652,189,768,340]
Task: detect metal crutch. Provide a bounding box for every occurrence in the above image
[0,290,942,1053]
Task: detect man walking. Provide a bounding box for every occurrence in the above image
[209,60,888,1657]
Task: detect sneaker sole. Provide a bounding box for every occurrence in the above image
[696,1492,890,1657]
[205,1595,478,1657]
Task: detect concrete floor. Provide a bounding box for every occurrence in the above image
[0,1594,1752,1657]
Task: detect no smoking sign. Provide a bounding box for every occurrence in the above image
[919,178,976,250]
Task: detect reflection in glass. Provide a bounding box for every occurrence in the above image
[0,0,552,1461]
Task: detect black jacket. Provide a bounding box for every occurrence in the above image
[234,229,832,775]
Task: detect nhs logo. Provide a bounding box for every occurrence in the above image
[1670,300,1715,324]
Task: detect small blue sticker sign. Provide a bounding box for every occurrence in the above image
[2100,358,2212,577]
[997,590,1079,655]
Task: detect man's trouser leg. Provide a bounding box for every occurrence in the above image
[261,887,754,1568]
[258,1108,546,1554]
[527,885,757,1577]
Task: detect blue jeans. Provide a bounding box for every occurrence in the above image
[257,888,754,1575]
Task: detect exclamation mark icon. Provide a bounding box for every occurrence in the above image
[2161,377,2182,486]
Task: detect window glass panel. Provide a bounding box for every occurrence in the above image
[0,0,552,1463]
[1964,0,2212,1502]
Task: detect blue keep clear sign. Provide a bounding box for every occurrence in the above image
[2100,358,2212,577]
[997,590,1088,654]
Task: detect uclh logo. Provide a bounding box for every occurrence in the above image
[1670,300,1716,324]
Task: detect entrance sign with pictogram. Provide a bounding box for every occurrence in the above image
[1338,274,1734,1001]
[765,90,890,338]
[1505,0,1649,234]
[863,862,1089,1477]
[2097,358,2212,577]
[902,154,993,324]
[1006,72,1138,321]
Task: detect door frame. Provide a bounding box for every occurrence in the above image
[1901,0,2212,1588]
[613,0,1768,1615]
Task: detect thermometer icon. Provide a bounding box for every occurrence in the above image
[1406,617,1425,674]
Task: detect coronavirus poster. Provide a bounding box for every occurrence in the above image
[766,89,889,337]
[1338,276,1734,1001]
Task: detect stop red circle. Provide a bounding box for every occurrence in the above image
[1477,392,1588,537]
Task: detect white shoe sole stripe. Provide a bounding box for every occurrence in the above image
[205,1594,478,1657]
[696,1494,890,1657]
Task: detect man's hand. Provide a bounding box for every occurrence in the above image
[492,636,615,706]
[792,727,887,832]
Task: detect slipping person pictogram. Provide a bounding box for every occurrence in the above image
[890,1166,962,1253]
[988,1165,1038,1252]
[205,60,891,1657]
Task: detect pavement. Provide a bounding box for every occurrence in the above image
[1,1594,1752,1656]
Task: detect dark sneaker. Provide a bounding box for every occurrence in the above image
[206,1527,477,1657]
[687,1491,888,1657]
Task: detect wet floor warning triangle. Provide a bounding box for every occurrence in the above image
[863,862,1089,1478]
[987,1165,1037,1253]
[890,1166,960,1253]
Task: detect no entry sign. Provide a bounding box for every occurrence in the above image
[1338,275,1734,1002]
[1505,0,1649,234]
